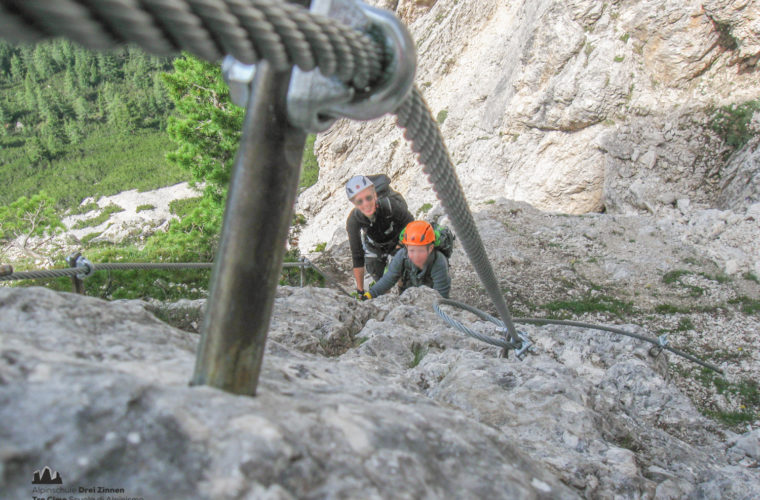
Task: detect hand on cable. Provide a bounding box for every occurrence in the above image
[361,291,373,301]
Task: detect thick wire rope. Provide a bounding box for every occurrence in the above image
[394,87,520,347]
[0,261,319,281]
[0,0,384,89]
[435,299,723,373]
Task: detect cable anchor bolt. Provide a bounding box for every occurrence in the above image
[70,255,95,279]
[657,334,669,348]
[222,56,257,108]
[514,331,534,361]
[286,0,416,132]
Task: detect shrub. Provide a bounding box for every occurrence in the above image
[709,99,760,151]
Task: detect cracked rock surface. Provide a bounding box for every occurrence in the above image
[1,286,759,499]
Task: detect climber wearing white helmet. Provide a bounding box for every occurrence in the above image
[345,174,414,297]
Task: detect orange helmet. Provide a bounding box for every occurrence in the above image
[401,221,436,246]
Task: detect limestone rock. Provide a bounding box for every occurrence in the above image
[297,0,760,254]
[2,286,759,498]
[718,135,760,211]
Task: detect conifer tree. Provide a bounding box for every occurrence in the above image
[10,53,24,81]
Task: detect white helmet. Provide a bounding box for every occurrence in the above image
[345,175,374,199]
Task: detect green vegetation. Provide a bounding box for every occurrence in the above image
[709,99,760,151]
[409,342,428,368]
[619,33,630,43]
[655,303,690,314]
[136,204,155,212]
[663,270,694,285]
[614,55,625,62]
[675,317,694,331]
[0,39,189,208]
[696,369,759,428]
[729,296,760,315]
[71,204,124,229]
[662,269,707,297]
[543,294,633,318]
[0,191,63,248]
[300,133,319,190]
[313,242,327,252]
[70,201,99,215]
[743,272,759,283]
[417,203,433,217]
[80,232,102,245]
[168,196,201,216]
[436,109,448,125]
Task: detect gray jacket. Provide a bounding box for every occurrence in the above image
[369,248,451,298]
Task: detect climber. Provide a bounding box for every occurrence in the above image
[346,174,414,296]
[361,220,451,300]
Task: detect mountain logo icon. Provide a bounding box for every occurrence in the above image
[32,466,63,484]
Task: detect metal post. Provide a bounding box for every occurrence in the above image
[299,261,305,287]
[66,252,85,294]
[191,61,306,395]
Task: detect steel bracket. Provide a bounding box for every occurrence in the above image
[286,0,416,132]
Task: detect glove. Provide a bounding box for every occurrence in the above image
[362,291,373,301]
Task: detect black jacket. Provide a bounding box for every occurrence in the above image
[346,196,414,268]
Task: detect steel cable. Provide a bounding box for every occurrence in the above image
[435,299,723,373]
[394,87,520,348]
[0,261,322,282]
[0,0,385,89]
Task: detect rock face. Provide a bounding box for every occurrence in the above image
[2,286,759,499]
[296,0,760,254]
[718,134,760,211]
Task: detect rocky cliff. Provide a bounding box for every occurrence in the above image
[296,0,760,254]
[1,285,759,499]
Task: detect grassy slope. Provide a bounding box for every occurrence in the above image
[0,127,190,207]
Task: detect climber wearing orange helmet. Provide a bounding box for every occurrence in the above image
[345,174,414,295]
[363,220,451,299]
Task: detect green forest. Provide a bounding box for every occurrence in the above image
[0,40,320,299]
[0,39,189,206]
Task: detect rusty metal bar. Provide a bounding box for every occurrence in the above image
[191,61,306,395]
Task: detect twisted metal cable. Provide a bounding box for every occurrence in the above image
[395,86,520,347]
[0,0,385,89]
[0,260,324,281]
[0,267,84,281]
[434,299,723,373]
[434,300,515,349]
[513,317,723,373]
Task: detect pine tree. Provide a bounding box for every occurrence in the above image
[23,75,37,112]
[162,53,243,204]
[64,118,81,145]
[0,41,12,80]
[10,53,24,81]
[25,136,49,165]
[0,103,7,137]
[73,96,89,122]
[64,68,77,95]
[32,44,55,81]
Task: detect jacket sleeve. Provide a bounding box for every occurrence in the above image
[369,249,405,297]
[430,251,451,298]
[346,211,364,268]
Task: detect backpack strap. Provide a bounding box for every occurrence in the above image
[379,195,392,216]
